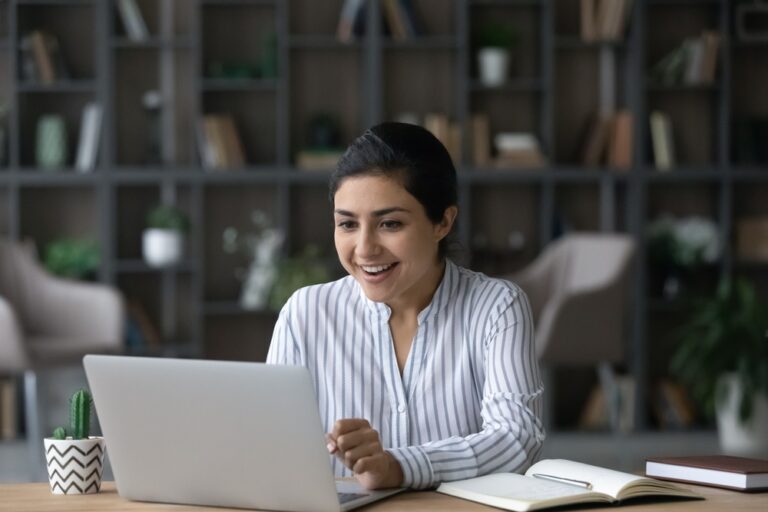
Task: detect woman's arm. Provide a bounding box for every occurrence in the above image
[386,290,545,489]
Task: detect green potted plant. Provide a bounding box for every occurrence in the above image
[475,22,520,86]
[142,204,189,268]
[43,238,101,280]
[44,389,106,494]
[670,277,768,456]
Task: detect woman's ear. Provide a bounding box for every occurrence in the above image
[435,206,458,241]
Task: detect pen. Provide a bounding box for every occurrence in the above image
[531,473,593,490]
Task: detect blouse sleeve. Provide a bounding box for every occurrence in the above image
[387,287,545,489]
[266,293,304,366]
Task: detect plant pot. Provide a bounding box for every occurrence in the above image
[478,47,510,87]
[44,437,105,494]
[715,374,768,457]
[142,228,183,268]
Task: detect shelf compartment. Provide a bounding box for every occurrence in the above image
[201,78,278,92]
[19,185,98,251]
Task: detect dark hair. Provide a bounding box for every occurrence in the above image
[329,122,458,259]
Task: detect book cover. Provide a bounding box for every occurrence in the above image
[607,110,633,171]
[75,102,103,172]
[646,455,768,491]
[117,0,150,41]
[437,459,700,512]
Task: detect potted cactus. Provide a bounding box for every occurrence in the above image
[44,389,105,495]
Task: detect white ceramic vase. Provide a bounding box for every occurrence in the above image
[715,373,768,457]
[142,229,183,268]
[478,47,510,87]
[44,437,105,494]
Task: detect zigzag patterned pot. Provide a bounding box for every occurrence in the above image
[44,437,105,495]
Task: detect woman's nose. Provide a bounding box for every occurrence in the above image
[355,228,380,257]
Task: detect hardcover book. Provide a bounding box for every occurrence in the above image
[646,455,768,492]
[437,459,700,512]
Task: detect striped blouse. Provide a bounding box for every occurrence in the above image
[266,259,545,489]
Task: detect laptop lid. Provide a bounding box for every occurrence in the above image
[84,355,345,512]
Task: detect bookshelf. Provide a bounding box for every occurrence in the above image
[0,0,766,437]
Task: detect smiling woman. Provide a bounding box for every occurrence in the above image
[266,122,544,491]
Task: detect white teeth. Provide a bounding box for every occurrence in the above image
[362,263,393,273]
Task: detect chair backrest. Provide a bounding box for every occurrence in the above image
[512,233,635,365]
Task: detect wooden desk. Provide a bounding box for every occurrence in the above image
[1,481,766,511]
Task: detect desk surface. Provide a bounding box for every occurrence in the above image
[1,481,766,511]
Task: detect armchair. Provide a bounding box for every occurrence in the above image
[506,233,636,429]
[0,238,124,478]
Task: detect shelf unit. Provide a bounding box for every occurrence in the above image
[0,0,766,433]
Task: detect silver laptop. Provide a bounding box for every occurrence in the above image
[84,355,403,512]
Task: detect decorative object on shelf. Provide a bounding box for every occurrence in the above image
[44,389,105,495]
[142,90,163,165]
[670,277,768,457]
[649,110,675,171]
[35,114,68,169]
[475,22,519,87]
[222,210,285,311]
[736,0,768,43]
[142,204,189,268]
[647,215,720,300]
[296,113,345,171]
[43,238,101,280]
[268,244,330,312]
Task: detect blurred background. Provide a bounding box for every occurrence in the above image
[1,0,767,483]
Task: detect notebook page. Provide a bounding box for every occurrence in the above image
[449,473,596,501]
[526,459,641,498]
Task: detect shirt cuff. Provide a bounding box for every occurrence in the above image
[386,445,435,489]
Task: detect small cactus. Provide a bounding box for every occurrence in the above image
[51,389,93,440]
[70,389,92,440]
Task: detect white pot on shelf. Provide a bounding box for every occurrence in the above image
[478,47,510,87]
[142,228,183,268]
[715,373,768,457]
[44,437,105,494]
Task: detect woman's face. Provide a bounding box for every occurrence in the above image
[333,174,456,311]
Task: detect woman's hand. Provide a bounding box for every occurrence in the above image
[326,418,404,490]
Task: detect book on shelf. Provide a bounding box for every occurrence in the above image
[651,379,696,430]
[199,114,246,171]
[336,0,365,42]
[75,102,103,173]
[436,459,701,512]
[736,217,768,262]
[0,377,18,440]
[606,110,633,171]
[470,113,490,167]
[652,31,720,86]
[587,0,633,42]
[117,0,150,41]
[382,0,408,41]
[493,132,546,169]
[650,110,675,171]
[424,113,462,166]
[646,455,768,492]
[295,149,345,171]
[126,300,162,349]
[581,113,612,167]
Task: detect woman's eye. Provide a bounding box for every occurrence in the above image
[337,220,356,230]
[381,220,402,230]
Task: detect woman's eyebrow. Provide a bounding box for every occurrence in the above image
[334,207,410,218]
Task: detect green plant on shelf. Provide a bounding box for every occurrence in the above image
[475,22,520,49]
[146,204,189,233]
[268,244,330,312]
[44,238,100,280]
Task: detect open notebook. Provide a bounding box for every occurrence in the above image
[437,459,702,512]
